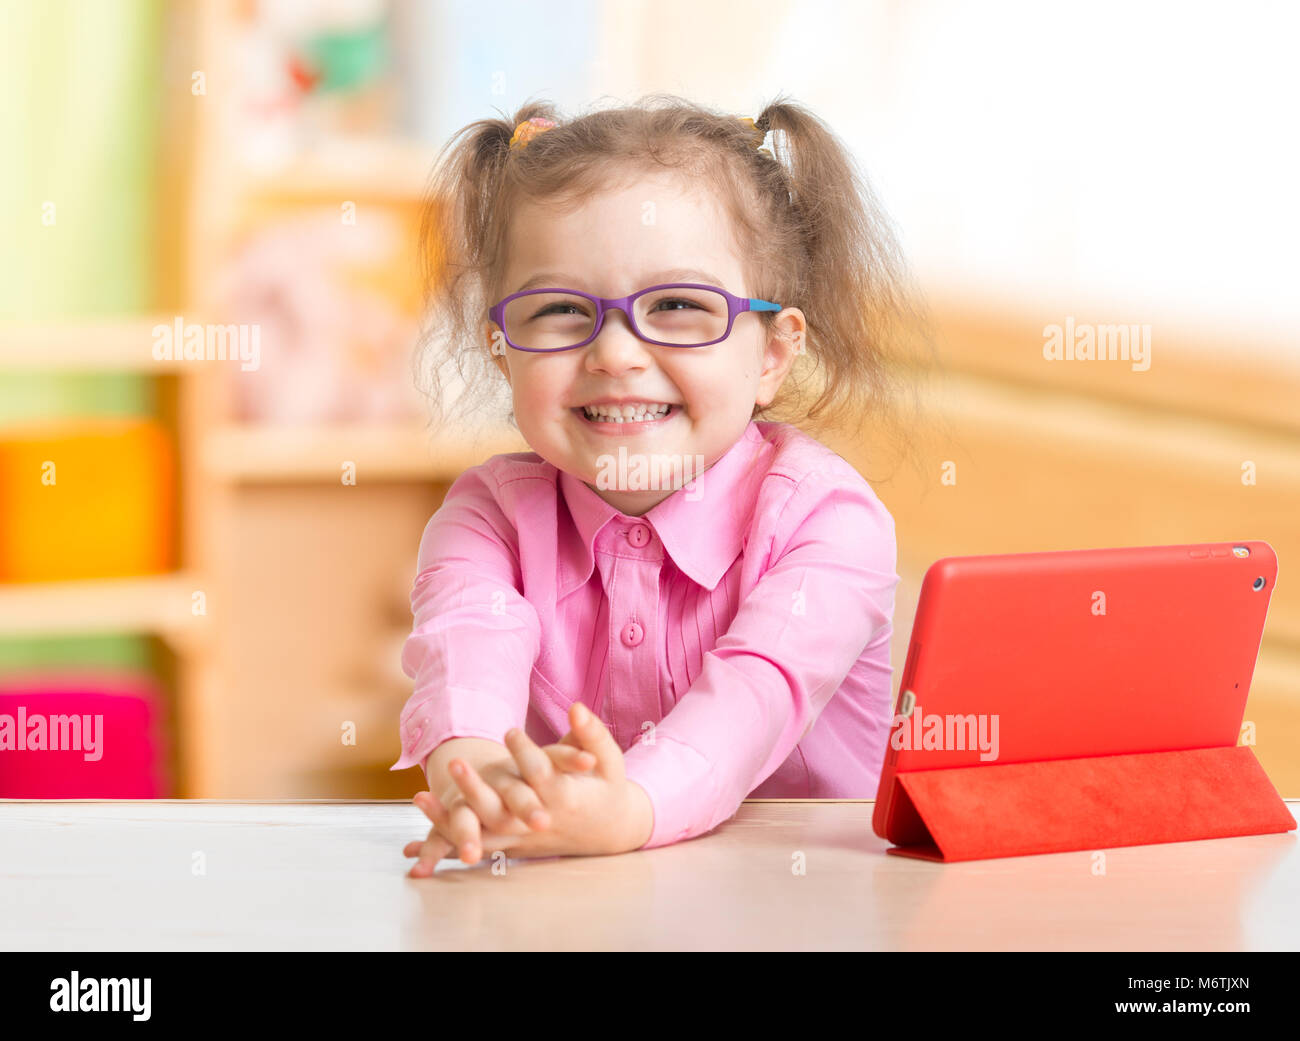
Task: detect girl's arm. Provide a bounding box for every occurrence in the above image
[390,465,542,777]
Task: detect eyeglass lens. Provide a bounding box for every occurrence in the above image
[502,285,730,351]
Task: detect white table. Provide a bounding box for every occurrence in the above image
[1,799,1296,950]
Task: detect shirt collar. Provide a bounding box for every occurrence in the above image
[557,421,768,595]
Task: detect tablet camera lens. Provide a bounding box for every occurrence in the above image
[1253,576,1266,591]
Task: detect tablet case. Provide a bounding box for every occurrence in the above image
[887,746,1294,862]
[876,541,1296,861]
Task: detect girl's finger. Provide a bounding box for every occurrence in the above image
[445,800,485,864]
[447,759,513,831]
[419,787,484,864]
[504,727,554,791]
[544,743,598,773]
[410,828,454,877]
[412,792,461,864]
[412,788,446,826]
[496,774,550,830]
[564,701,625,780]
[478,774,548,835]
[404,797,456,876]
[404,824,456,860]
[415,789,466,846]
[407,829,523,873]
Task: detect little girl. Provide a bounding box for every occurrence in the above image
[396,94,923,875]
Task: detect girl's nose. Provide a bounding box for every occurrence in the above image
[584,308,652,375]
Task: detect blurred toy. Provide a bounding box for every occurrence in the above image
[238,0,396,164]
[217,210,421,424]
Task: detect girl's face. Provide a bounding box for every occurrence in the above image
[489,169,804,516]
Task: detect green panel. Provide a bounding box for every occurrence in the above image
[0,0,164,318]
[0,633,154,673]
[0,371,155,426]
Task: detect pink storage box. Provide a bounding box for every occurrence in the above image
[0,671,170,797]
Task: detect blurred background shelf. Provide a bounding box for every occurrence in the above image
[203,423,528,482]
[0,318,178,371]
[0,573,204,645]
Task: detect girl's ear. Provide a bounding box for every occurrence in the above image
[756,307,805,407]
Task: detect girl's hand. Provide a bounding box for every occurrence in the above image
[406,702,654,874]
[404,740,597,876]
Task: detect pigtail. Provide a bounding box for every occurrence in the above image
[412,101,560,434]
[746,96,935,476]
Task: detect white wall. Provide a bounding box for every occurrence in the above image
[407,0,1300,358]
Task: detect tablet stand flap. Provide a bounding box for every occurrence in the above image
[886,745,1295,862]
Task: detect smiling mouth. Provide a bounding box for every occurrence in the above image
[573,404,680,427]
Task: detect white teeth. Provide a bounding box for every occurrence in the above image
[581,402,672,423]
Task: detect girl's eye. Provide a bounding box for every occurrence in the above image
[651,298,701,312]
[532,303,586,319]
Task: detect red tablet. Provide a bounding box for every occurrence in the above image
[872,540,1279,847]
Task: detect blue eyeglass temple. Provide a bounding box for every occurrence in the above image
[748,299,781,311]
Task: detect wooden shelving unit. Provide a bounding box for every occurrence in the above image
[0,317,177,370]
[148,1,514,797]
[0,573,204,645]
[203,423,526,483]
[0,1,463,798]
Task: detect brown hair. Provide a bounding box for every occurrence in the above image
[413,92,938,480]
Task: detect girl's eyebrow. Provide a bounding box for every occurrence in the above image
[512,268,727,294]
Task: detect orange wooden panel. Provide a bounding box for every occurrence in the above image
[0,419,174,581]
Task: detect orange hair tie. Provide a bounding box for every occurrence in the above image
[509,117,558,150]
[736,115,775,159]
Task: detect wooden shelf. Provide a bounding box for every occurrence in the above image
[0,317,180,371]
[927,299,1300,438]
[0,573,205,644]
[203,423,529,483]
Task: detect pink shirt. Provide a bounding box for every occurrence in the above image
[390,419,898,849]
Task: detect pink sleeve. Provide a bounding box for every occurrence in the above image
[389,466,541,782]
[621,467,897,848]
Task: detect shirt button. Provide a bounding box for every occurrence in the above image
[627,523,651,548]
[621,621,644,647]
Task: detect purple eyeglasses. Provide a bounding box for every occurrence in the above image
[487,282,782,353]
